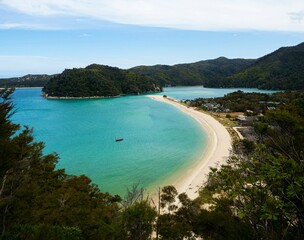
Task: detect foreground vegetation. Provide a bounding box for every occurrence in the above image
[1,89,304,239]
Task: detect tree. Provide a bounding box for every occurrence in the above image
[122,200,156,240]
[122,183,145,208]
[6,225,82,240]
[160,185,178,213]
[0,89,122,239]
[0,89,55,237]
[193,92,304,239]
[265,110,304,162]
[158,186,197,239]
[200,142,304,239]
[119,184,157,240]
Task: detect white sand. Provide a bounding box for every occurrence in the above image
[147,95,231,200]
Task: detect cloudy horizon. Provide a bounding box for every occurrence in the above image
[1,0,304,77]
[1,0,304,31]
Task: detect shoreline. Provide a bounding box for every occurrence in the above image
[147,95,231,200]
[42,91,162,100]
[43,95,121,100]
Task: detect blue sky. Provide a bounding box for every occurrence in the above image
[1,0,304,77]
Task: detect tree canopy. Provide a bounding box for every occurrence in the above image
[131,42,304,90]
[43,64,162,98]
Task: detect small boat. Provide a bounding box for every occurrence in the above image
[115,138,124,142]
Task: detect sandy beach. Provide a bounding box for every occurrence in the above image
[148,95,231,199]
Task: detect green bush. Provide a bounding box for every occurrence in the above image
[4,225,82,240]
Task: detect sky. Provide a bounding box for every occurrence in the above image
[0,0,304,77]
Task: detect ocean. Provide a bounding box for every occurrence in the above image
[11,86,275,196]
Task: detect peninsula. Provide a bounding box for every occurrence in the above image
[43,64,162,98]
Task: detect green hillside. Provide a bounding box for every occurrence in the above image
[43,64,162,98]
[2,42,304,90]
[0,74,53,88]
[130,57,255,87]
[223,42,304,89]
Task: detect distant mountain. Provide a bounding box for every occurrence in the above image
[130,57,255,87]
[43,64,162,98]
[2,42,304,90]
[0,74,54,88]
[222,42,304,90]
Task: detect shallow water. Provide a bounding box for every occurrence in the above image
[12,88,206,195]
[11,86,275,196]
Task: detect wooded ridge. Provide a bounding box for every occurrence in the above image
[1,42,304,90]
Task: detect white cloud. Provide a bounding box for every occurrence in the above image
[289,10,304,23]
[1,0,304,31]
[0,23,25,29]
[0,22,61,30]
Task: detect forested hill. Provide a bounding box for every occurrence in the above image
[0,74,54,88]
[131,42,304,90]
[221,42,304,90]
[43,64,162,98]
[2,42,304,90]
[130,57,255,87]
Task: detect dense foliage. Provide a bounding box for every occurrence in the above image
[131,42,304,90]
[43,64,162,98]
[180,91,304,239]
[188,90,304,114]
[133,42,304,90]
[199,100,304,239]
[130,57,255,87]
[222,42,304,90]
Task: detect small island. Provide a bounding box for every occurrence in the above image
[42,64,162,99]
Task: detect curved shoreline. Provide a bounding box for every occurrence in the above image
[147,95,231,199]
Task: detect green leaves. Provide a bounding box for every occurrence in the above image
[3,224,82,240]
[122,200,156,240]
[160,185,178,212]
[198,138,304,239]
[0,88,123,239]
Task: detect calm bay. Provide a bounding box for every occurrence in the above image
[11,86,275,196]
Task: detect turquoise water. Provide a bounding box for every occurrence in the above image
[12,88,207,196]
[11,86,276,196]
[156,86,278,100]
